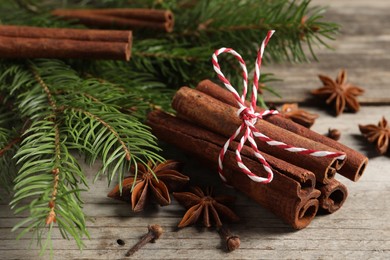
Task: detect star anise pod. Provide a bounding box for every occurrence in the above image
[173,187,240,228]
[280,103,318,128]
[359,117,389,155]
[108,160,190,212]
[311,69,364,116]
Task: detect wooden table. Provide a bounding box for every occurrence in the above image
[1,1,389,259]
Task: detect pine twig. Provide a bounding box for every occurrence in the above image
[68,107,132,161]
[30,65,63,225]
[0,137,22,157]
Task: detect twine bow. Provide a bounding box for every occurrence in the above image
[212,30,346,184]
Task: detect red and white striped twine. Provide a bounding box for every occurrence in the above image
[212,30,346,184]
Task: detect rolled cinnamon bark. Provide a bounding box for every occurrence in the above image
[226,163,320,229]
[65,8,174,23]
[0,36,131,60]
[0,25,132,43]
[148,110,316,196]
[172,87,344,184]
[147,110,320,229]
[317,179,348,214]
[52,9,174,32]
[196,80,368,181]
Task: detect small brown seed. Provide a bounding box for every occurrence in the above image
[327,128,341,141]
[218,225,240,252]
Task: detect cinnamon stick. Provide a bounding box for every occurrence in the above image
[0,36,131,60]
[148,110,315,196]
[67,8,174,23]
[0,25,132,43]
[147,110,320,229]
[196,80,368,181]
[317,179,348,214]
[52,9,174,32]
[172,87,345,184]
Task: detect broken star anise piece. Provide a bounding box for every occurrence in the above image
[280,103,318,128]
[311,69,364,116]
[359,117,390,155]
[108,160,190,212]
[173,187,239,228]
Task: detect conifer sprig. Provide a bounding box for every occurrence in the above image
[0,59,163,251]
[0,0,339,109]
[0,109,20,195]
[93,0,339,105]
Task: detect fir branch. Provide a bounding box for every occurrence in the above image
[91,0,338,108]
[0,59,162,251]
[172,0,339,63]
[1,0,338,110]
[31,65,58,110]
[0,103,26,195]
[45,125,60,225]
[7,62,89,251]
[11,118,89,251]
[31,67,62,225]
[63,105,163,186]
[0,136,22,157]
[84,60,175,112]
[69,107,132,161]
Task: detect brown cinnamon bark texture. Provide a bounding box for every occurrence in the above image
[316,179,348,214]
[52,9,174,32]
[0,25,132,43]
[172,87,345,184]
[69,8,173,22]
[147,110,320,229]
[0,36,131,60]
[148,110,316,196]
[196,80,368,181]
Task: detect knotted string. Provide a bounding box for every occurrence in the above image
[212,30,346,184]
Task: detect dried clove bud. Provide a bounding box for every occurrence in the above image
[125,224,163,257]
[217,225,240,252]
[327,128,341,141]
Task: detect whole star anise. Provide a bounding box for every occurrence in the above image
[280,103,318,128]
[108,160,190,212]
[359,117,389,155]
[311,69,364,116]
[173,187,240,228]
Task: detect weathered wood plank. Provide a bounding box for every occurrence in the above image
[1,1,390,259]
[1,248,389,260]
[1,106,390,259]
[0,237,389,252]
[1,221,389,241]
[263,0,390,104]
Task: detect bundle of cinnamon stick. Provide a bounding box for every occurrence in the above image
[147,80,368,229]
[0,25,132,60]
[52,8,174,33]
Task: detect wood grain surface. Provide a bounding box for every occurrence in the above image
[1,0,389,259]
[264,0,390,104]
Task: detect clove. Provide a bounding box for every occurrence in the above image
[217,225,240,252]
[125,224,163,257]
[327,128,341,141]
